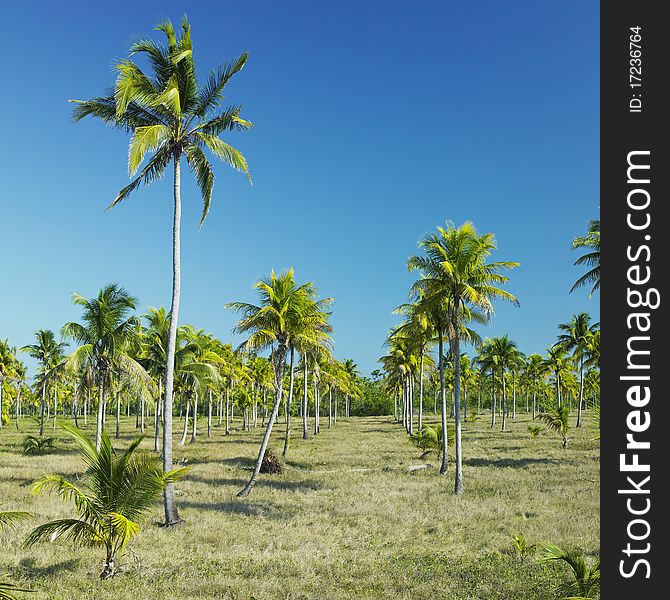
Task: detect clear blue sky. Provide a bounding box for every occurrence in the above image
[2,1,599,375]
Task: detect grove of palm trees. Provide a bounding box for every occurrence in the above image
[1,8,599,600]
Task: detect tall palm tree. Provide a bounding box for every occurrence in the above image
[22,330,66,437]
[61,284,150,451]
[408,222,519,494]
[570,219,600,296]
[71,16,252,528]
[227,269,332,497]
[557,313,599,427]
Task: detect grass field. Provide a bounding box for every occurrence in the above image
[0,411,599,599]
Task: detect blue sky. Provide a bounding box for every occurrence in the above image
[2,1,599,375]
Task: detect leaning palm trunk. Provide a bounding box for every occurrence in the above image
[238,345,287,497]
[162,156,183,527]
[438,329,448,474]
[283,347,296,456]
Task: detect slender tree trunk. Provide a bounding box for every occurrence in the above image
[438,329,448,474]
[283,347,296,456]
[180,399,190,446]
[115,392,121,438]
[208,389,213,438]
[162,155,183,527]
[225,385,230,434]
[302,359,309,439]
[490,372,496,428]
[452,328,463,494]
[238,345,288,497]
[418,351,424,431]
[512,373,516,419]
[141,394,145,433]
[155,379,162,453]
[501,371,507,431]
[532,383,537,420]
[327,386,332,428]
[190,391,198,444]
[576,360,584,427]
[408,375,414,436]
[96,376,105,451]
[53,383,58,430]
[39,382,46,436]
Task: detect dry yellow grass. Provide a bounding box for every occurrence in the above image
[0,411,599,599]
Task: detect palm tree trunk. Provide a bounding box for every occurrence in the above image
[190,391,198,444]
[53,383,58,430]
[140,394,145,433]
[501,371,507,431]
[452,329,463,494]
[408,375,414,436]
[39,381,46,436]
[302,359,309,440]
[115,392,121,438]
[155,379,162,453]
[225,385,230,434]
[490,372,496,428]
[180,399,190,446]
[208,389,213,438]
[576,360,584,427]
[96,376,105,451]
[283,347,296,457]
[162,155,183,528]
[512,373,516,419]
[328,386,332,428]
[238,345,288,497]
[418,351,424,431]
[438,328,448,475]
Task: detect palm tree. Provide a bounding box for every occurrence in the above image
[570,219,600,296]
[61,284,150,452]
[557,313,599,427]
[227,269,332,497]
[25,426,187,579]
[71,16,252,528]
[541,543,600,598]
[22,330,66,437]
[408,222,519,493]
[539,404,571,448]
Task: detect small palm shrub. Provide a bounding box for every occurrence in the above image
[528,425,544,438]
[409,424,454,458]
[260,448,283,474]
[539,404,571,448]
[24,426,187,579]
[541,543,600,599]
[22,435,55,455]
[511,533,535,559]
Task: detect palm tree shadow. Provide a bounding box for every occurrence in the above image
[18,557,81,579]
[180,500,292,520]
[465,457,564,468]
[185,474,327,492]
